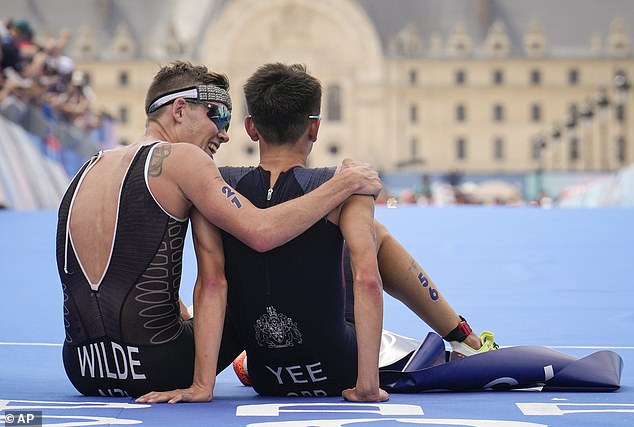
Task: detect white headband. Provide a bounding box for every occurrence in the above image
[146,85,232,113]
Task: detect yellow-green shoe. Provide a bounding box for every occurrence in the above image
[450,331,499,359]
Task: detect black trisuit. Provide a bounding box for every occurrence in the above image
[219,166,358,397]
[56,142,196,397]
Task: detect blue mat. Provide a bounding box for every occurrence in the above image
[1,206,633,426]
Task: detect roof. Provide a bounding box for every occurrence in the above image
[356,0,634,57]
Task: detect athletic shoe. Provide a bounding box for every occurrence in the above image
[449,331,499,360]
[232,351,252,386]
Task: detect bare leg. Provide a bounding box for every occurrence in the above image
[374,220,482,350]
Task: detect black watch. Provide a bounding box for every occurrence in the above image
[443,316,472,342]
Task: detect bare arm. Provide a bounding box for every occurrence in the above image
[338,195,388,403]
[136,208,227,403]
[171,144,381,252]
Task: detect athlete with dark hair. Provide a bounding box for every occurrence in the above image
[137,63,497,404]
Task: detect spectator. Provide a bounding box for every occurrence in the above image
[0,17,118,163]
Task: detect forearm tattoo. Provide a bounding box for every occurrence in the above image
[149,144,172,177]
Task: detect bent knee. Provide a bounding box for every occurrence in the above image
[374,220,389,245]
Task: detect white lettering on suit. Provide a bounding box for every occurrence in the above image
[265,363,328,385]
[77,341,146,380]
[265,362,328,397]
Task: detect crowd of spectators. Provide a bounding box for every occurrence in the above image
[1,17,118,174]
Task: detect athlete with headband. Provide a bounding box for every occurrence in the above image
[137,63,498,404]
[55,61,381,399]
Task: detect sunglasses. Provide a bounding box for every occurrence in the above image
[187,100,231,131]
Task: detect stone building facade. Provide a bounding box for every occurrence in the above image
[3,0,632,174]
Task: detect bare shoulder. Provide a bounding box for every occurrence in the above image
[169,142,216,165]
[148,142,213,178]
[151,141,202,159]
[151,141,206,157]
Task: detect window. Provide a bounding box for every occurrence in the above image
[568,103,578,119]
[531,137,546,160]
[455,69,466,85]
[530,103,542,122]
[568,69,579,85]
[456,137,467,160]
[410,104,418,123]
[326,85,341,121]
[616,136,626,163]
[493,104,505,122]
[493,69,504,85]
[569,136,579,162]
[493,137,504,160]
[118,71,129,87]
[616,104,625,122]
[409,69,417,85]
[530,69,541,85]
[456,104,466,122]
[118,106,128,124]
[410,137,418,159]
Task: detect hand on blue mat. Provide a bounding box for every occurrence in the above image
[342,386,389,402]
[135,383,214,404]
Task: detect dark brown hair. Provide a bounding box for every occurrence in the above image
[145,61,229,117]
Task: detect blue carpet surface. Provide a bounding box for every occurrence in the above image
[1,206,632,426]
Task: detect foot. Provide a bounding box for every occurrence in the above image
[449,331,499,360]
[232,351,252,386]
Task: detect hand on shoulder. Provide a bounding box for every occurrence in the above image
[337,158,382,198]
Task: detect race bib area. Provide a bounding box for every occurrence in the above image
[1,207,632,426]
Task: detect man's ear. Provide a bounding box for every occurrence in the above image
[308,117,321,142]
[172,98,187,121]
[244,116,260,141]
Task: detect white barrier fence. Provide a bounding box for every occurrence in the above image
[0,116,69,210]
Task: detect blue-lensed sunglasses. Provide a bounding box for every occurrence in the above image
[187,100,231,131]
